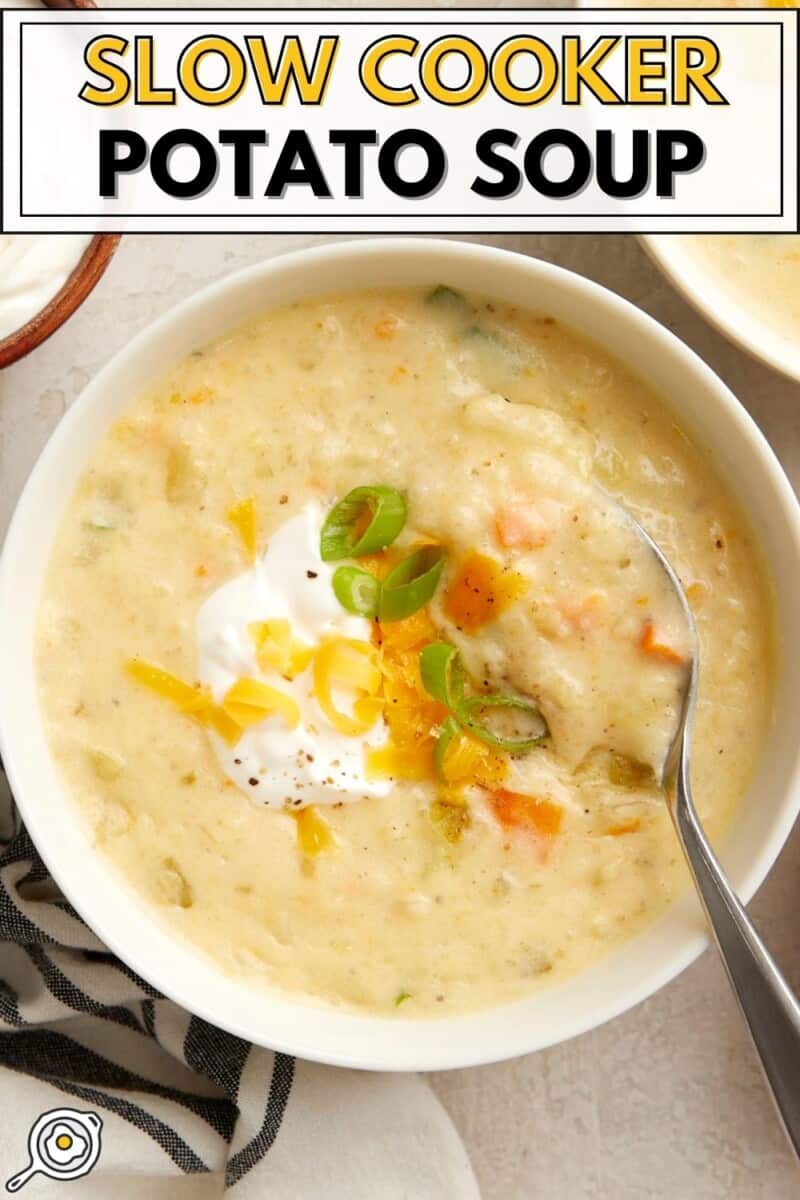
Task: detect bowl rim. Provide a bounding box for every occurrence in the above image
[2,235,800,1071]
[0,234,121,370]
[641,234,800,385]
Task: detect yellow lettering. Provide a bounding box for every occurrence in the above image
[359,35,419,106]
[246,35,338,105]
[562,36,622,104]
[490,37,559,106]
[627,37,667,104]
[420,36,487,106]
[135,36,176,105]
[78,35,130,106]
[178,36,246,106]
[673,37,726,104]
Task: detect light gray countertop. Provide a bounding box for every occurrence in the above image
[2,231,799,1198]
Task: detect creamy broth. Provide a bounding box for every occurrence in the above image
[36,286,774,1015]
[681,235,800,346]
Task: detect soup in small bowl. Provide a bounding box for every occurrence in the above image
[643,235,800,382]
[1,239,799,1069]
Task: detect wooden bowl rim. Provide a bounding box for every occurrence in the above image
[0,0,112,368]
[0,234,121,370]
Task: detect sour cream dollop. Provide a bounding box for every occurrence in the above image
[0,236,92,342]
[196,503,390,807]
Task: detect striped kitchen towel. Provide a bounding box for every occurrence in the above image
[0,769,479,1198]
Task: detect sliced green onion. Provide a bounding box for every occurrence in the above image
[394,990,413,1007]
[320,486,406,562]
[423,642,548,760]
[378,546,447,623]
[433,714,462,780]
[332,566,381,618]
[458,694,548,752]
[419,641,464,710]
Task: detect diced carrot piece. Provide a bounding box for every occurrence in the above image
[444,552,527,632]
[607,817,641,836]
[639,620,684,665]
[494,508,549,550]
[375,317,398,339]
[489,789,563,837]
[561,592,607,635]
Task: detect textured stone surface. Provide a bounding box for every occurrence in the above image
[2,238,799,1198]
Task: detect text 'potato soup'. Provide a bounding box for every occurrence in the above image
[37,285,774,1014]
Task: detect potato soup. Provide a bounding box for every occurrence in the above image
[36,286,774,1015]
[680,235,800,348]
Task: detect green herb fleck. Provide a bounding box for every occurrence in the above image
[426,284,468,310]
[430,797,471,844]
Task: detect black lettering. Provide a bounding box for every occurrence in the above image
[524,129,591,199]
[471,129,520,199]
[265,129,331,198]
[596,129,649,199]
[656,130,705,198]
[150,129,218,199]
[99,130,147,198]
[329,129,378,198]
[378,129,446,199]
[219,130,267,198]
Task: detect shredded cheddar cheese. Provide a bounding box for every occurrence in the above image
[312,638,383,735]
[222,677,300,730]
[439,730,507,789]
[365,741,434,781]
[227,497,258,563]
[125,659,243,746]
[294,806,335,856]
[365,610,446,782]
[248,619,314,679]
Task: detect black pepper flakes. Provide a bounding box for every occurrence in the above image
[248,777,259,787]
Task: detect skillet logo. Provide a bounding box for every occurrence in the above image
[5,1108,103,1192]
[0,8,796,232]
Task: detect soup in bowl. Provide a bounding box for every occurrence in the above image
[1,239,799,1069]
[643,235,800,382]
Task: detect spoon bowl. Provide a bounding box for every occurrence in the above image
[625,505,800,1158]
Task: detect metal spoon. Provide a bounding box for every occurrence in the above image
[632,514,800,1156]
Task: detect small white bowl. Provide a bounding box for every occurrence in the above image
[642,235,800,383]
[2,238,800,1071]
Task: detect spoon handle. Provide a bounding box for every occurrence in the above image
[672,759,800,1157]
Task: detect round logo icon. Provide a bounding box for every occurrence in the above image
[5,1108,103,1192]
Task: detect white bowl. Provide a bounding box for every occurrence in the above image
[2,238,800,1072]
[642,235,800,383]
